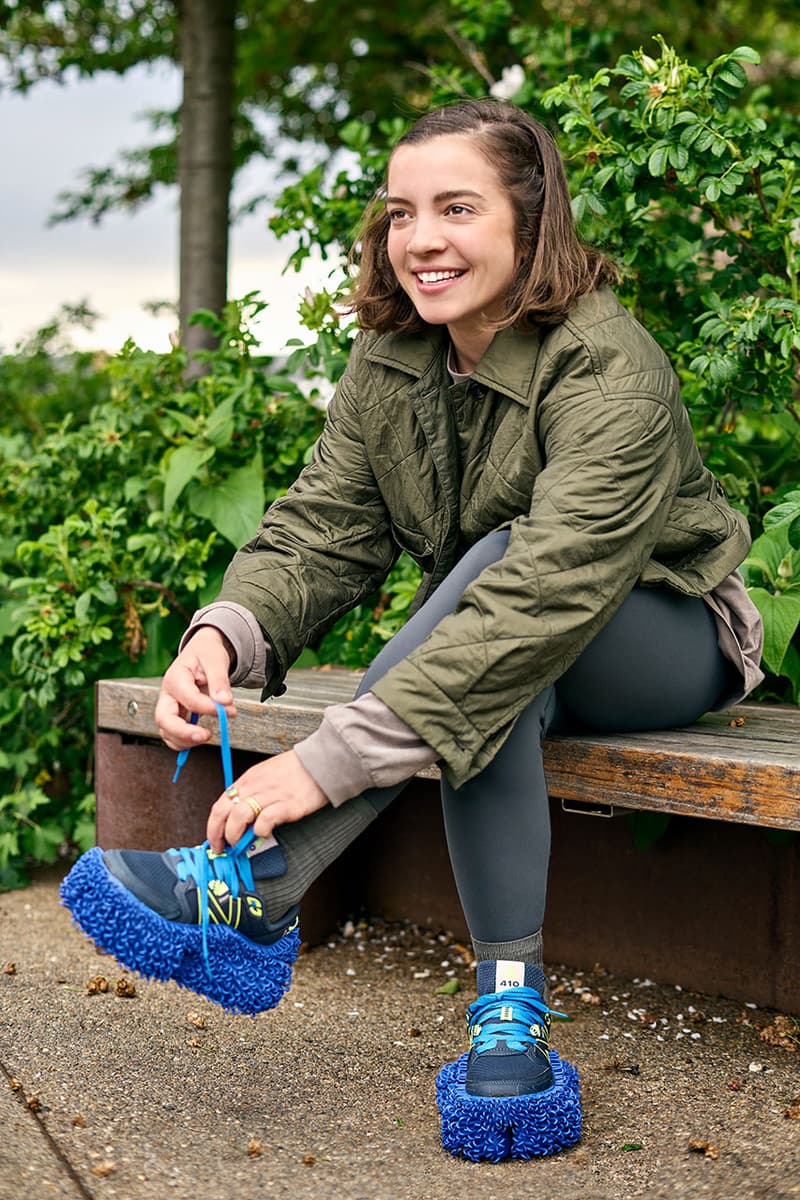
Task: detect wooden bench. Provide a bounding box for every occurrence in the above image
[95,669,800,1013]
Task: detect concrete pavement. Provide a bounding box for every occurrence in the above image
[2,867,800,1200]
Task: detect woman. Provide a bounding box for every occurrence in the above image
[62,100,763,1161]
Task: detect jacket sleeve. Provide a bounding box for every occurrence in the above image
[217,342,397,689]
[371,382,683,787]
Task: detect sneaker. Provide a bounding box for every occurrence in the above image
[465,986,559,1097]
[61,701,301,1014]
[102,833,297,948]
[60,828,300,1015]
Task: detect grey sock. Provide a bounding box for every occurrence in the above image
[254,795,378,923]
[472,930,548,1001]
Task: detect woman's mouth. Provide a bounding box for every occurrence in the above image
[414,269,466,291]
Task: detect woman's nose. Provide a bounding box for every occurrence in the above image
[406,215,446,255]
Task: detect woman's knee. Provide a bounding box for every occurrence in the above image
[358,528,511,695]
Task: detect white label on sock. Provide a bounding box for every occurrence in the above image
[495,960,525,990]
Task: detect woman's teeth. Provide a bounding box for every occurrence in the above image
[417,270,463,283]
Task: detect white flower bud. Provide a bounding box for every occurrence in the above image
[490,64,525,101]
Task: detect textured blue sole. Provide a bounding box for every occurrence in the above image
[436,1049,582,1161]
[60,847,299,1016]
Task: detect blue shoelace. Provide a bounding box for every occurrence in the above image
[468,987,566,1055]
[171,702,256,976]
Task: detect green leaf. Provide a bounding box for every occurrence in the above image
[0,601,25,640]
[745,526,796,587]
[668,144,689,170]
[763,494,800,540]
[203,392,240,449]
[75,590,92,623]
[747,588,800,675]
[93,580,118,606]
[621,1143,644,1152]
[163,441,216,514]
[29,821,63,864]
[436,978,461,995]
[730,46,761,64]
[647,144,669,177]
[716,63,747,90]
[593,164,616,190]
[187,451,265,548]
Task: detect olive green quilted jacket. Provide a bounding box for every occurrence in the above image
[219,288,750,786]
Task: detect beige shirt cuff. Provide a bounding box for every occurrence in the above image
[179,602,270,688]
[294,690,439,807]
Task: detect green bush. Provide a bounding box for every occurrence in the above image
[0,296,325,886]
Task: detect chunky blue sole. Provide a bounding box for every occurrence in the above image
[60,847,300,1016]
[436,1049,582,1161]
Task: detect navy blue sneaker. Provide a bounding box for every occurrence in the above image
[465,986,556,1097]
[61,701,301,1015]
[436,961,582,1160]
[103,837,296,948]
[61,829,300,1015]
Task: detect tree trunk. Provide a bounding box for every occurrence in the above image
[177,0,235,365]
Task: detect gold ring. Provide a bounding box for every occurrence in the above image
[244,796,262,819]
[226,785,239,802]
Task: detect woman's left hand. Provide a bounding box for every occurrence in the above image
[206,750,328,853]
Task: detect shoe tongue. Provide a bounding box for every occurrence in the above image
[246,837,288,880]
[477,959,537,995]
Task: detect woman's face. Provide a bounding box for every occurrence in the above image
[386,133,518,371]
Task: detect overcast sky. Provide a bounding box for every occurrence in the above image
[1,63,336,355]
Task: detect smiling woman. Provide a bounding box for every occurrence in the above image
[385,139,518,371]
[61,98,762,1165]
[351,101,615,349]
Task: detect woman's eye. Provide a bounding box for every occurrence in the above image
[446,204,472,216]
[387,208,409,222]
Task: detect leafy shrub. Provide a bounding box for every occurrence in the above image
[0,296,325,886]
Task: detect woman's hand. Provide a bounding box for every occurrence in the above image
[155,626,237,751]
[206,750,328,852]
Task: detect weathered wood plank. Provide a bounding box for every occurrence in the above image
[96,674,800,830]
[542,740,800,829]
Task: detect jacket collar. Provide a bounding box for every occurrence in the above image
[364,324,544,408]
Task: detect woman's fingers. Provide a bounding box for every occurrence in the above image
[206,752,329,852]
[206,790,241,853]
[155,628,238,750]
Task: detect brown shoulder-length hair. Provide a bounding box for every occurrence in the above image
[348,99,617,333]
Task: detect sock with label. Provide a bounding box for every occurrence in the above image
[249,794,379,924]
[472,929,548,999]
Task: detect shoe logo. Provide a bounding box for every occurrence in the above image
[246,896,263,918]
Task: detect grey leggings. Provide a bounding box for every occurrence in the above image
[266,529,730,946]
[354,529,730,943]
